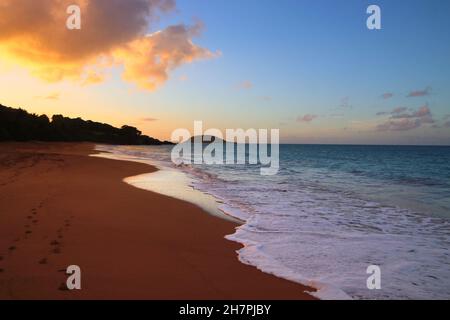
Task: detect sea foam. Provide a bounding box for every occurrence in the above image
[94,144,450,300]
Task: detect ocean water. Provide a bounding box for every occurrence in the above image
[95,144,450,300]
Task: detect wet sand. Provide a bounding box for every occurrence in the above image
[0,142,315,299]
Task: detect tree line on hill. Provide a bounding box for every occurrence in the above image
[0,103,172,145]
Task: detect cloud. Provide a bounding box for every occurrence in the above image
[432,121,450,129]
[339,96,352,109]
[45,93,60,100]
[391,107,408,114]
[407,86,432,97]
[114,23,218,90]
[376,107,407,117]
[432,115,450,129]
[376,104,435,132]
[237,81,253,90]
[390,105,432,120]
[381,92,394,100]
[142,117,158,122]
[415,105,433,118]
[297,114,318,123]
[35,92,60,100]
[0,0,216,91]
[377,119,421,131]
[377,105,432,118]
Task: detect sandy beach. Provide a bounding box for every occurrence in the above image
[0,142,315,300]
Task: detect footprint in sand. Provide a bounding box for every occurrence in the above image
[25,230,32,235]
[0,255,5,274]
[32,219,38,224]
[64,219,71,227]
[52,247,61,254]
[39,258,48,265]
[8,246,16,251]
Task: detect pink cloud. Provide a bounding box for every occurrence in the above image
[391,105,432,120]
[415,105,432,117]
[237,81,253,90]
[381,92,394,99]
[297,114,318,123]
[377,119,421,131]
[407,87,432,97]
[377,104,435,132]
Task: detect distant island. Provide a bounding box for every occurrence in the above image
[0,103,172,145]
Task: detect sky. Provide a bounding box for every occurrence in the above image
[0,0,449,145]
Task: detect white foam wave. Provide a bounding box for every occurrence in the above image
[93,144,450,300]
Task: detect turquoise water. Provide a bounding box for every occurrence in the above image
[279,145,450,218]
[97,144,450,299]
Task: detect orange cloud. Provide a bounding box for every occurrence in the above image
[34,92,60,100]
[237,81,253,90]
[0,0,216,90]
[114,23,218,91]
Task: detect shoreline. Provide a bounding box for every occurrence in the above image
[92,148,241,224]
[94,144,347,299]
[0,142,316,300]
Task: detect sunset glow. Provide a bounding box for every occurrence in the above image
[1,0,449,145]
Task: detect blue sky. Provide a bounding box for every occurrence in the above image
[143,0,450,144]
[1,0,449,144]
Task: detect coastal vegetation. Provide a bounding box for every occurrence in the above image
[0,103,171,145]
